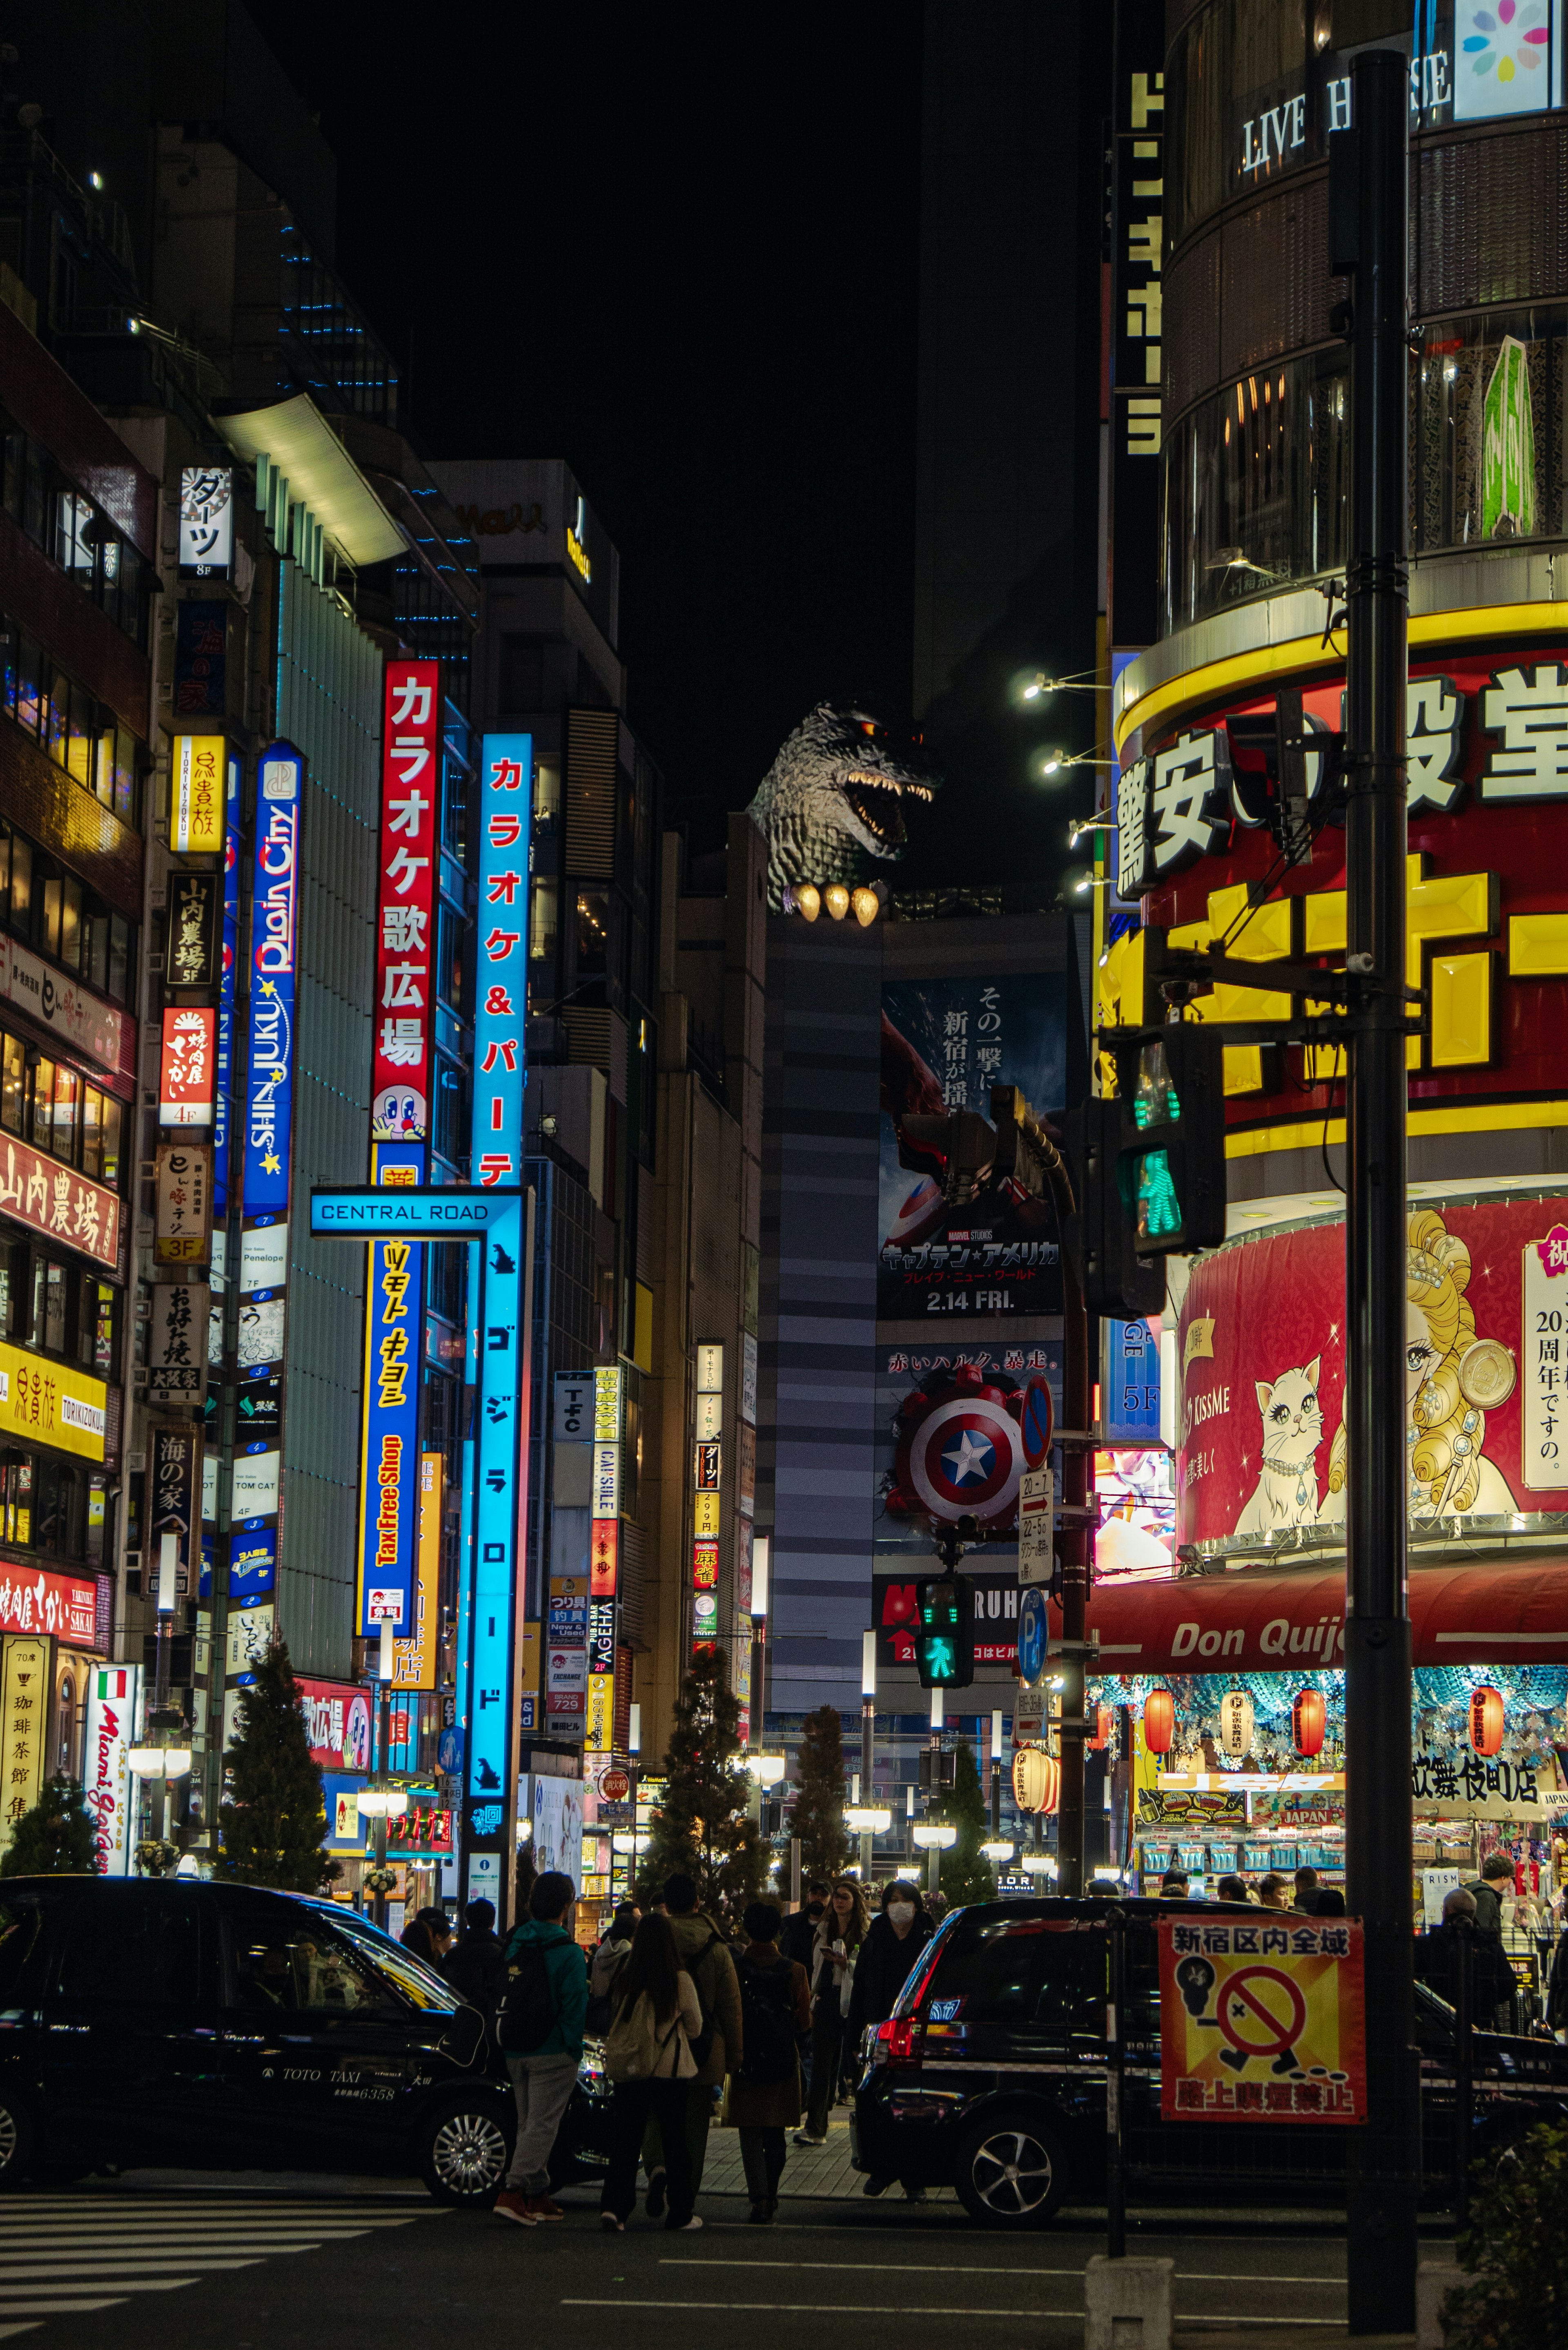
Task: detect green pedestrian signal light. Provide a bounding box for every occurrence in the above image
[915,1575,973,1689]
[1113,1026,1227,1259]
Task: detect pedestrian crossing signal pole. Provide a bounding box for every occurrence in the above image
[1331,52,1420,2336]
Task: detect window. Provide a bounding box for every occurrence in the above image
[14,639,40,738]
[109,914,129,1005]
[435,899,464,1013]
[226,1895,393,2016]
[434,1056,466,1167]
[0,1895,53,2000]
[575,889,609,979]
[53,1671,76,1777]
[331,1910,460,2013]
[0,1035,21,1136]
[55,1886,202,2005]
[51,1064,78,1164]
[926,1917,1101,2034]
[9,833,28,932]
[0,1451,31,1544]
[534,758,561,831]
[530,875,558,963]
[85,1474,108,1565]
[29,1056,53,1152]
[41,1263,64,1356]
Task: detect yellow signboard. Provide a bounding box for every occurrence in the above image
[693,1490,719,1537]
[0,1342,106,1461]
[0,1635,47,1851]
[171,735,225,855]
[1158,1916,1367,2123]
[392,1451,442,1691]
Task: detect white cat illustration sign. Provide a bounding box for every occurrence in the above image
[1177,1194,1552,1559]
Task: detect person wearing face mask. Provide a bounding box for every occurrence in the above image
[847,1880,935,2200]
[794,1878,868,2145]
[781,1882,831,1972]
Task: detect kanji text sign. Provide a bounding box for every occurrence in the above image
[1158,1916,1366,2123]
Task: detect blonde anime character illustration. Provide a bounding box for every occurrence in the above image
[1232,1205,1517,1539]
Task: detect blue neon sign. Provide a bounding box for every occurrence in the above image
[467,1193,527,1808]
[243,742,302,1215]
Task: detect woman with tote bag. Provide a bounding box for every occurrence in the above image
[599,1914,704,2232]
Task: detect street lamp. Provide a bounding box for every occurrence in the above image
[357,1786,409,1820]
[749,1537,769,1751]
[911,1818,956,1904]
[1021,1851,1058,1877]
[989,1709,1004,1842]
[128,1737,192,1780]
[744,1751,787,1788]
[859,1629,878,1885]
[981,1838,1014,1863]
[846,1805,892,1836]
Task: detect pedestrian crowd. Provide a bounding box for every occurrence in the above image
[422,1867,935,2231]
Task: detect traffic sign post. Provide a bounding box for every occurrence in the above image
[313,1187,535,1924]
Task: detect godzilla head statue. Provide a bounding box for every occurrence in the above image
[746,701,938,912]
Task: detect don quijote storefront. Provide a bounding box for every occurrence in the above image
[1098,599,1568,2004]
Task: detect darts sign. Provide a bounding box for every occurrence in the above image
[1157,1916,1366,2124]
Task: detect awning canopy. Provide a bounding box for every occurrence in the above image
[213,394,406,567]
[1062,1560,1568,1676]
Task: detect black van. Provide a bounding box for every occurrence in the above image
[851,1895,1568,2227]
[0,1875,612,2203]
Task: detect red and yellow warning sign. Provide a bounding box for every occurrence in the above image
[1157,1916,1367,2125]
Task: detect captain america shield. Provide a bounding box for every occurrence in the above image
[905,1395,1023,1526]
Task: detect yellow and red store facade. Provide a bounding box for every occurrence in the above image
[1094,578,1568,1949]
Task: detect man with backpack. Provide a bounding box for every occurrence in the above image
[493,1871,590,2227]
[650,1872,742,2211]
[728,1900,813,2223]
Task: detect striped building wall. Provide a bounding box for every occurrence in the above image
[757,915,883,1715]
[274,562,382,1673]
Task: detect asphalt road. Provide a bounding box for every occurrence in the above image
[0,2174,1446,2350]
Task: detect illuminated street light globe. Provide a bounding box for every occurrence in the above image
[745,1751,787,1787]
[911,1821,958,1851]
[845,1804,893,1834]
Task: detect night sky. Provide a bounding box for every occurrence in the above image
[249,4,924,844]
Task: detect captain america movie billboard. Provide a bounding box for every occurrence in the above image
[878,972,1066,1319]
[874,1339,1063,1561]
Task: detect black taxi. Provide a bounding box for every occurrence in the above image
[851,1895,1568,2226]
[0,1875,611,2202]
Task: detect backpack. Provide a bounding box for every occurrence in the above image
[682,1927,725,2071]
[602,1989,690,2082]
[735,1954,799,2086]
[498,1942,558,2053]
[585,1947,628,2037]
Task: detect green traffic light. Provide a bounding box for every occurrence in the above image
[1136,1147,1183,1241]
[922,1636,958,1682]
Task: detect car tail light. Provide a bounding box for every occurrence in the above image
[872,2015,922,2067]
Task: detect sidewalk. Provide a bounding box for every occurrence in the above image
[697,2116,956,2202]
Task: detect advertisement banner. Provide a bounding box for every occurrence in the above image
[874,1340,1060,1555]
[154,1143,212,1265]
[0,1635,48,1852]
[297,1677,374,1772]
[878,971,1066,1319]
[84,1662,141,1875]
[372,661,441,1142]
[0,1139,118,1271]
[167,869,221,991]
[242,743,303,1214]
[145,1283,209,1405]
[473,735,532,1183]
[159,1007,216,1126]
[1158,1915,1367,2124]
[1176,1193,1568,1559]
[179,466,234,577]
[0,1342,106,1461]
[213,754,241,1215]
[171,734,225,855]
[0,1564,97,1642]
[0,935,134,1085]
[356,1148,423,1639]
[392,1451,442,1690]
[151,1422,200,1594]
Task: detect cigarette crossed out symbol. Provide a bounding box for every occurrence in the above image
[1175,1954,1308,2077]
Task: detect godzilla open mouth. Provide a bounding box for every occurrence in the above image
[841,770,932,848]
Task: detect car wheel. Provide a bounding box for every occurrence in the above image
[0,2092,34,2190]
[417,2095,512,2207]
[953,2110,1065,2227]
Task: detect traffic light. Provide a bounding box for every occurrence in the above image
[914,1575,973,1688]
[897,1108,997,1205]
[1115,1022,1227,1256]
[1061,1097,1165,1319]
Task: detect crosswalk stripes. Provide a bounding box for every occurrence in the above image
[0,2196,448,2337]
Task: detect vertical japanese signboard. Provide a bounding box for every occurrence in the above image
[692,1345,722,1657]
[474,734,532,1185]
[392,1451,442,1691]
[0,1635,47,1854]
[171,735,225,855]
[462,1191,532,1896]
[373,662,441,1142]
[244,743,303,1216]
[587,1362,621,1753]
[1109,0,1165,650]
[84,1661,142,1876]
[159,1008,216,1125]
[356,1215,421,1636]
[212,755,241,1216]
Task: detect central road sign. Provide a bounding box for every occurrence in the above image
[310,1186,521,1237]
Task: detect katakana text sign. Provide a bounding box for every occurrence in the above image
[473,733,532,1186]
[373,660,441,1141]
[1158,1916,1367,2124]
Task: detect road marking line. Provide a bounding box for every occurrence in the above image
[657,2261,1345,2285]
[564,2305,1345,2325]
[0,2263,266,2281]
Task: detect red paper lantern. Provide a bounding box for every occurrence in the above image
[1143,1688,1175,1755]
[1012,1747,1060,1814]
[1291,1688,1327,1759]
[1469,1685,1505,1758]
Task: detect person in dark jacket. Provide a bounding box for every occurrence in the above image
[728,1901,812,2223]
[795,1878,866,2145]
[1461,1855,1519,2028]
[443,1897,507,2014]
[401,1906,453,1967]
[846,1880,934,2201]
[494,1871,590,2227]
[781,1884,830,1971]
[1415,1886,1517,2026]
